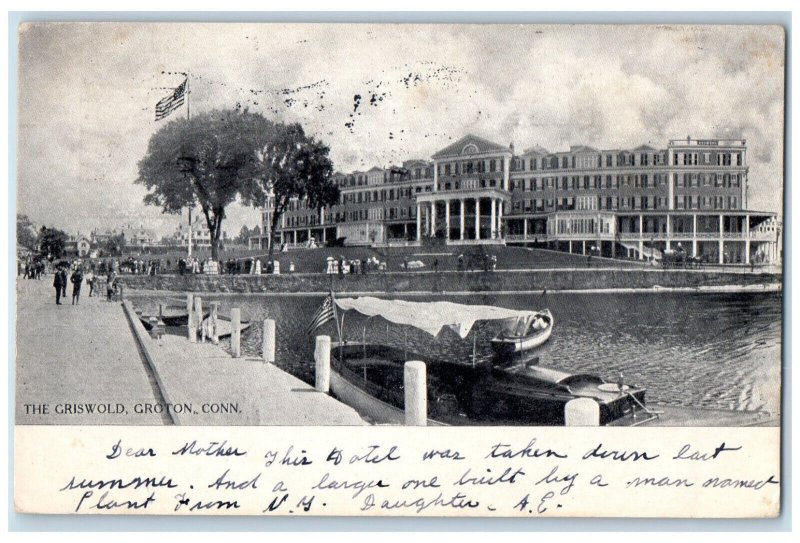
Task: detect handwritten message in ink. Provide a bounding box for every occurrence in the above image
[14,426,780,517]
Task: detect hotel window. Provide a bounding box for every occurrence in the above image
[530,158,537,170]
[489,160,496,172]
[606,155,613,167]
[562,177,568,190]
[444,164,451,176]
[736,153,742,166]
[561,156,568,169]
[674,153,679,164]
[730,196,738,208]
[641,154,649,166]
[732,174,740,187]
[571,156,576,168]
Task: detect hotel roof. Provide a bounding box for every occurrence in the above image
[431,134,509,159]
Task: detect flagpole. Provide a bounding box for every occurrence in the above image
[186,73,190,121]
[185,73,192,258]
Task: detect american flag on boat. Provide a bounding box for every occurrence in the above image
[305,293,336,336]
[155,78,187,121]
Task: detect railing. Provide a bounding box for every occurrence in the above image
[505,234,549,242]
[377,239,422,248]
[447,238,506,246]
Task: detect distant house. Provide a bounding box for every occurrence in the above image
[64,234,92,257]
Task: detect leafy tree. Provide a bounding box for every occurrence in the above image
[17,214,37,251]
[103,233,127,256]
[136,109,268,260]
[240,122,339,263]
[234,225,252,245]
[37,226,68,259]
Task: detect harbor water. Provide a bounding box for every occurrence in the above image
[129,290,782,422]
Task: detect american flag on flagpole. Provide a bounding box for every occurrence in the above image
[305,293,336,336]
[155,78,187,121]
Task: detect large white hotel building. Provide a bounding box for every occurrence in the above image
[251,134,781,265]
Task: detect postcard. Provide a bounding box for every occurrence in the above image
[14,22,784,517]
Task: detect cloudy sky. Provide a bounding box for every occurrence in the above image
[17,23,785,238]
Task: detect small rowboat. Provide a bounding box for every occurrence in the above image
[490,309,554,361]
[139,311,210,329]
[202,314,252,339]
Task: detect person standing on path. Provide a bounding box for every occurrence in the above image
[60,267,68,298]
[85,269,95,297]
[106,271,116,302]
[70,268,83,305]
[53,267,64,305]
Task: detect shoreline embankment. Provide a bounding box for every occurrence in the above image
[119,268,782,295]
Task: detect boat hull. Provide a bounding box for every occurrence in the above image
[490,310,554,360]
[329,343,646,426]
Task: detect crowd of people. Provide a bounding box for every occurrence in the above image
[38,260,118,305]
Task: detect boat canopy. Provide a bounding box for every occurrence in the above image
[334,296,538,339]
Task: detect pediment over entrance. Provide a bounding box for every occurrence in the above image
[432,134,510,160]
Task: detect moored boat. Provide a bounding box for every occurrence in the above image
[139,308,209,329]
[202,314,252,338]
[490,309,554,361]
[317,296,650,426]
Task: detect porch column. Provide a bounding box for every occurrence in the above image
[294,230,298,245]
[322,228,327,243]
[416,203,421,241]
[692,214,698,256]
[498,200,504,238]
[490,198,497,239]
[638,214,644,260]
[665,214,671,251]
[569,240,573,253]
[445,200,451,240]
[718,214,724,264]
[523,218,528,239]
[307,228,311,244]
[475,198,481,240]
[503,156,510,191]
[280,231,284,245]
[745,214,751,264]
[430,202,436,237]
[433,162,438,192]
[459,199,466,240]
[582,240,586,255]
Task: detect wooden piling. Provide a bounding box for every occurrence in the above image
[314,335,331,393]
[194,296,203,342]
[187,293,196,343]
[209,302,220,345]
[404,361,427,426]
[565,398,600,426]
[231,308,241,358]
[262,319,276,363]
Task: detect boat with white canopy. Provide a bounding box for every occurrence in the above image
[318,295,649,426]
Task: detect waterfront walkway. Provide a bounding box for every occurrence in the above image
[126,306,366,425]
[15,277,366,426]
[15,279,166,424]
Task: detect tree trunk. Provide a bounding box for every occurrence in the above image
[204,210,223,262]
[267,211,282,268]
